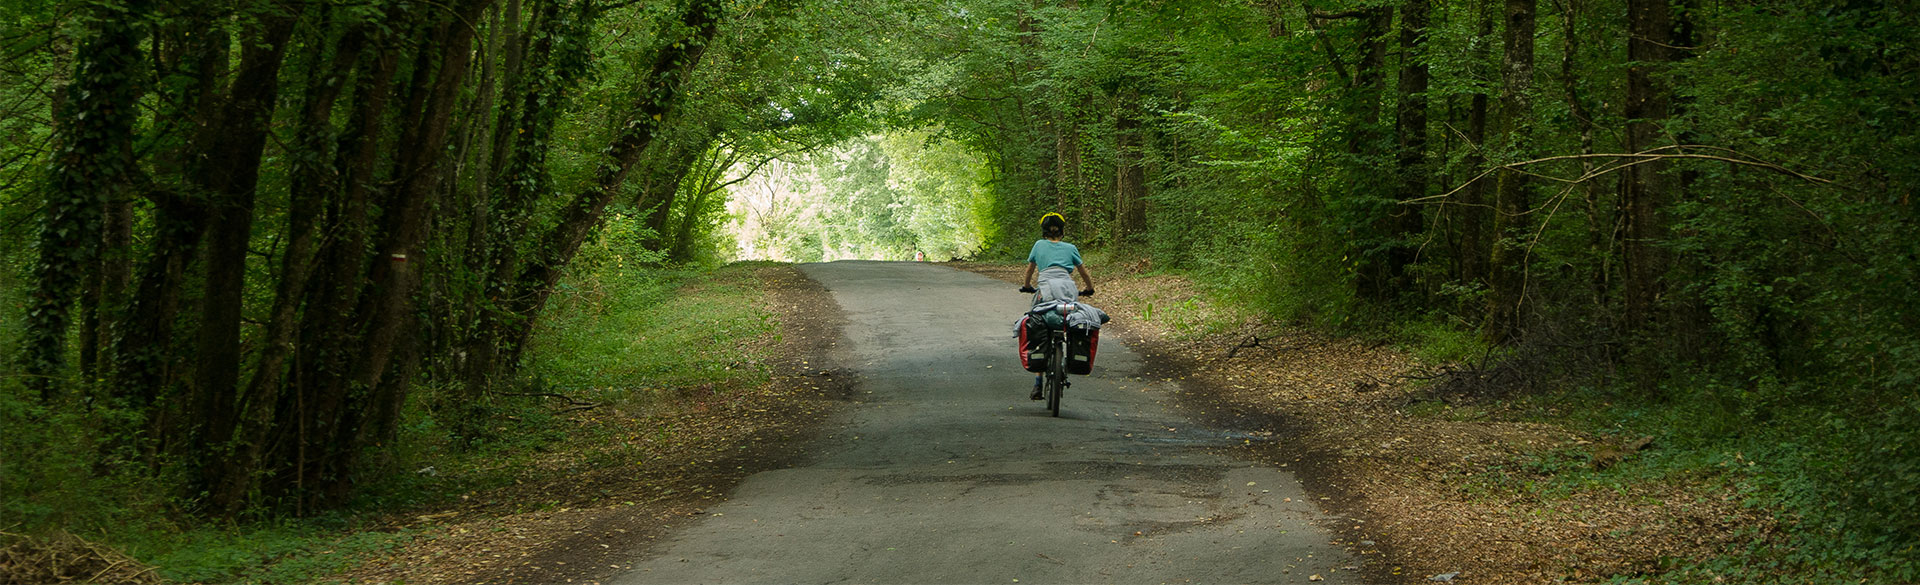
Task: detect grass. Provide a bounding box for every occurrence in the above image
[0,262,784,584]
[524,262,777,400]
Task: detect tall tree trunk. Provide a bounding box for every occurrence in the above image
[1386,0,1431,298]
[332,1,493,501]
[280,33,401,509]
[1349,6,1393,299]
[1622,0,1678,332]
[456,0,512,377]
[640,139,706,238]
[1485,0,1536,343]
[458,0,600,401]
[210,21,364,517]
[110,5,227,415]
[187,8,302,500]
[19,0,150,403]
[1457,7,1494,288]
[1558,0,1610,307]
[1113,91,1147,242]
[1054,109,1087,232]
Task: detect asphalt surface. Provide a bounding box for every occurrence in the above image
[613,261,1360,584]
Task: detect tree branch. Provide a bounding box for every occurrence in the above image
[1411,145,1838,208]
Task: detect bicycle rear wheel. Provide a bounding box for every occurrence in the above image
[1047,335,1065,417]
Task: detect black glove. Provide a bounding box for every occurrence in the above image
[1079,288,1095,297]
[1018,285,1036,294]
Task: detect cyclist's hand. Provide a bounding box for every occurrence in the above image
[1018,285,1036,294]
[1079,288,1095,297]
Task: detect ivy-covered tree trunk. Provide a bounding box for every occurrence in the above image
[457,0,599,404]
[639,138,704,237]
[1348,5,1393,300]
[108,7,230,414]
[307,0,493,507]
[19,0,150,403]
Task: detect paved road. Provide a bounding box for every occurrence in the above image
[614,261,1360,584]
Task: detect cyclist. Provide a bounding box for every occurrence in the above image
[1018,212,1095,399]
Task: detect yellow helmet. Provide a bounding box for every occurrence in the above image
[1039,213,1066,228]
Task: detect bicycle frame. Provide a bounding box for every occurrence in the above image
[1025,299,1082,417]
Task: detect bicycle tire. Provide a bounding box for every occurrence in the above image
[1047,333,1065,417]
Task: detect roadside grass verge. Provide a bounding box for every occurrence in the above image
[0,262,783,584]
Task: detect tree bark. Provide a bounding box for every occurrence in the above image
[1558,0,1610,305]
[1485,0,1536,343]
[110,4,227,414]
[457,0,598,401]
[280,30,402,510]
[1457,7,1494,287]
[19,0,150,403]
[337,0,493,489]
[187,7,302,498]
[1348,6,1393,299]
[1386,0,1431,298]
[1622,0,1678,331]
[211,20,364,517]
[1113,90,1147,242]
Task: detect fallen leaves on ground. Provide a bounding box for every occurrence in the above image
[334,266,852,585]
[951,261,1771,584]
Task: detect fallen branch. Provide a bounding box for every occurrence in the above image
[1396,366,1459,381]
[1225,336,1307,360]
[493,390,596,407]
[557,403,602,414]
[1225,334,1267,359]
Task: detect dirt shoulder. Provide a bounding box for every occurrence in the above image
[951,261,1767,584]
[334,266,853,585]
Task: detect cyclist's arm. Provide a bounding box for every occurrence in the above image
[1077,264,1094,291]
[1023,262,1036,288]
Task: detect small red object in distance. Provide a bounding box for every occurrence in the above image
[391,253,408,262]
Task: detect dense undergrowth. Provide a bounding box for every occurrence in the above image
[0,262,776,583]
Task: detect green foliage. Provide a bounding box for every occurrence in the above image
[1,0,1914,578]
[128,520,411,584]
[524,262,774,396]
[898,0,1918,578]
[1394,317,1486,366]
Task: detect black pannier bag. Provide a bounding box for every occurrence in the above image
[1065,324,1100,375]
[1017,315,1048,373]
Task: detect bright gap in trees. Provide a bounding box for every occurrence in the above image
[724,129,990,262]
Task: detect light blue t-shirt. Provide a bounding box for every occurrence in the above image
[1026,239,1082,273]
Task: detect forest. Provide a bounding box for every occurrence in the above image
[1,0,1915,581]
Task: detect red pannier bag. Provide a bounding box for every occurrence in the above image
[1016,315,1048,373]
